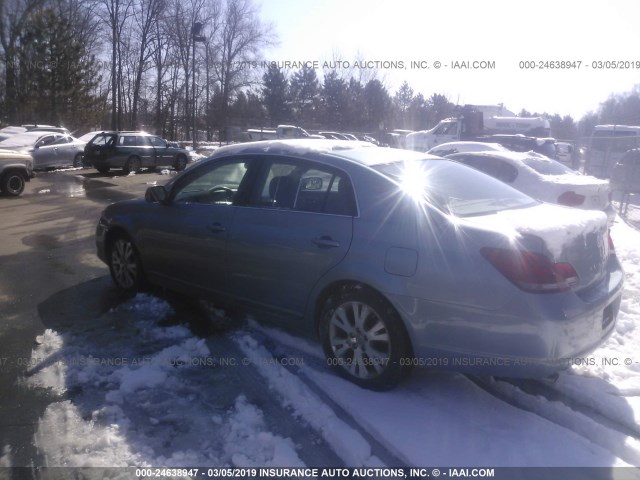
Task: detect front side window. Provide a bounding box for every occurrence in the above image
[173,160,250,205]
[36,135,57,147]
[254,161,356,216]
[52,136,72,145]
[149,136,166,148]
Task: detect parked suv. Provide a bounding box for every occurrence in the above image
[83,131,190,175]
[0,150,34,196]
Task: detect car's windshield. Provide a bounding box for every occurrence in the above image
[374,158,537,217]
[522,155,574,175]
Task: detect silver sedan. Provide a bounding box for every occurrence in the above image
[95,140,624,390]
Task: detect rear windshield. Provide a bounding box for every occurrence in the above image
[374,159,537,217]
[90,133,116,146]
[522,155,573,175]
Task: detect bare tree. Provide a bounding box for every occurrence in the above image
[164,0,207,140]
[100,0,134,130]
[211,0,275,138]
[129,0,163,128]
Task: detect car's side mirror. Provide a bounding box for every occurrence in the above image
[145,185,169,204]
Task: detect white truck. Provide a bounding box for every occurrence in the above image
[406,105,551,152]
[245,125,319,141]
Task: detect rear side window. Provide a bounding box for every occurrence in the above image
[255,161,356,216]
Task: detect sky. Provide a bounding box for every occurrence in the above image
[257,0,640,120]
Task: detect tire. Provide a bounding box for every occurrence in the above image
[174,155,187,172]
[96,166,110,174]
[108,234,143,294]
[319,285,413,390]
[123,156,141,175]
[1,171,26,197]
[73,153,84,168]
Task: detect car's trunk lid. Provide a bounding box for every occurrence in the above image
[465,203,610,291]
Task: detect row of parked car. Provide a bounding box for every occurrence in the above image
[1,124,625,390]
[0,126,194,196]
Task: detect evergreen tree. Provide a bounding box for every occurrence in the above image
[290,65,319,126]
[343,77,363,131]
[362,79,391,131]
[18,5,101,129]
[320,69,347,129]
[261,64,290,125]
[393,81,413,127]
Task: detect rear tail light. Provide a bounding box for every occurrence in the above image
[557,191,586,206]
[481,247,579,293]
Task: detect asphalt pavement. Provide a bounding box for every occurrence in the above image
[0,168,169,468]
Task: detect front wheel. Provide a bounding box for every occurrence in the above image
[108,234,143,294]
[1,171,26,196]
[319,285,413,390]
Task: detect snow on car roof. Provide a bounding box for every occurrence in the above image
[209,139,442,167]
[431,141,509,150]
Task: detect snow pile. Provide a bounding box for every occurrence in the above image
[223,396,304,467]
[22,329,67,394]
[34,400,142,467]
[27,294,305,468]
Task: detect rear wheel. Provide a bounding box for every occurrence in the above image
[123,156,141,175]
[319,285,413,390]
[0,171,26,196]
[174,154,187,172]
[108,234,143,294]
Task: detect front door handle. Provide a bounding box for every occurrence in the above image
[312,236,340,248]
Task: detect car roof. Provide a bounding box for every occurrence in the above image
[430,141,508,150]
[208,139,440,167]
[447,150,544,163]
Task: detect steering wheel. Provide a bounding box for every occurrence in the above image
[208,186,235,200]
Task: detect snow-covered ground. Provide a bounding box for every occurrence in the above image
[6,213,640,472]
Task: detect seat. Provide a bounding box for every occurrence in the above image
[268,176,299,208]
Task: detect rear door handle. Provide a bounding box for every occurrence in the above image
[312,236,340,248]
[208,223,227,233]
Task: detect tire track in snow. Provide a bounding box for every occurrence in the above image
[234,329,409,467]
[467,375,640,467]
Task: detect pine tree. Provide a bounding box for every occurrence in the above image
[261,64,290,125]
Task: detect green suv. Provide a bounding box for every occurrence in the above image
[83,131,190,175]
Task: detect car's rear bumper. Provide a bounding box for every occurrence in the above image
[388,258,624,377]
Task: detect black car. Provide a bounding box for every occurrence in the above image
[84,131,190,174]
